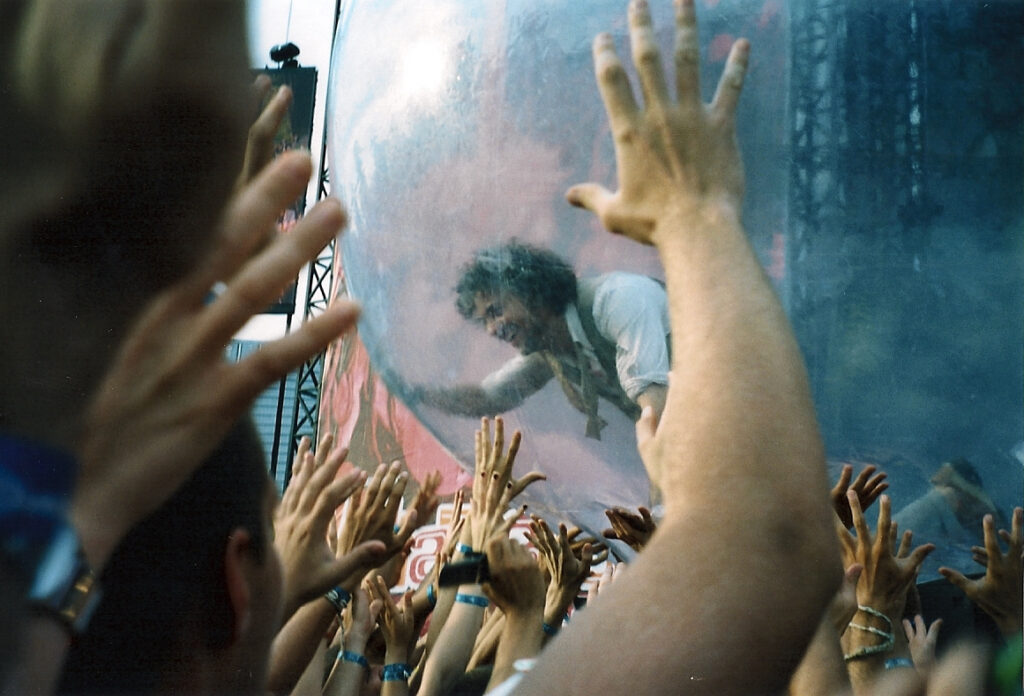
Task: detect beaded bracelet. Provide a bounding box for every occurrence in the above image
[854,604,893,627]
[843,605,895,661]
[844,641,895,661]
[426,583,437,608]
[324,586,352,614]
[339,650,369,669]
[851,605,892,638]
[382,662,411,682]
[455,593,489,608]
[884,658,915,670]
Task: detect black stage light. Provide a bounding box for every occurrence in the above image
[270,42,300,68]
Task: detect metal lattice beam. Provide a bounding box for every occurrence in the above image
[287,171,336,481]
[787,0,847,405]
[286,1,345,483]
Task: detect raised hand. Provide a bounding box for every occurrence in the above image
[481,538,545,617]
[527,517,594,631]
[838,493,934,620]
[566,526,609,565]
[566,0,748,246]
[72,152,357,570]
[837,493,933,692]
[323,588,383,696]
[467,418,529,552]
[441,489,466,563]
[602,505,657,552]
[938,506,1023,636]
[337,461,418,559]
[480,537,547,692]
[527,518,571,583]
[409,470,443,529]
[367,574,417,659]
[274,435,387,619]
[236,78,292,190]
[831,464,889,530]
[586,562,624,608]
[901,614,942,673]
[348,587,383,648]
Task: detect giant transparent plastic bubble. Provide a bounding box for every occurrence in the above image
[326,0,1023,572]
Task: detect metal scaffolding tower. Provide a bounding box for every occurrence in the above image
[787,0,847,413]
[284,1,345,482]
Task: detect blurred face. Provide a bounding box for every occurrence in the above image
[471,292,555,354]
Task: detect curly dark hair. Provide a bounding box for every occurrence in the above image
[455,240,578,318]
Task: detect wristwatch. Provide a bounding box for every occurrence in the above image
[1,434,102,633]
[26,524,103,635]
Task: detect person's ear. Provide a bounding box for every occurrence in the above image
[223,528,254,643]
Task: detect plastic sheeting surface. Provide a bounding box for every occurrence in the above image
[323,0,1023,575]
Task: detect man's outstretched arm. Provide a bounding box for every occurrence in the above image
[409,354,552,417]
[518,2,839,694]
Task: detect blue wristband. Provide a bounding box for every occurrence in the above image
[381,662,411,682]
[884,658,915,670]
[457,543,482,558]
[339,650,369,669]
[426,583,437,608]
[542,622,558,636]
[455,593,489,608]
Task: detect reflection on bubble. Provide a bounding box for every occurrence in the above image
[324,0,1023,570]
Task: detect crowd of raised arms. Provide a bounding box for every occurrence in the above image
[0,1,1020,695]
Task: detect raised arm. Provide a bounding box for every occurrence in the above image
[419,418,534,696]
[410,355,553,417]
[525,518,593,640]
[518,2,840,693]
[837,493,934,695]
[939,506,1023,637]
[267,461,413,695]
[482,538,546,692]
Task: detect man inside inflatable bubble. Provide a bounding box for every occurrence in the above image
[410,240,669,440]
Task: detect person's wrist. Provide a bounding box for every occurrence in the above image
[653,199,743,249]
[543,603,569,627]
[455,585,489,609]
[843,604,902,662]
[338,649,370,670]
[506,601,544,624]
[385,645,410,665]
[69,495,122,573]
[411,585,433,615]
[465,534,485,555]
[857,592,903,619]
[851,604,897,631]
[381,661,412,683]
[344,633,371,653]
[551,582,579,606]
[457,542,483,558]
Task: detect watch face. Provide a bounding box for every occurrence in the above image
[27,525,81,603]
[23,523,102,633]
